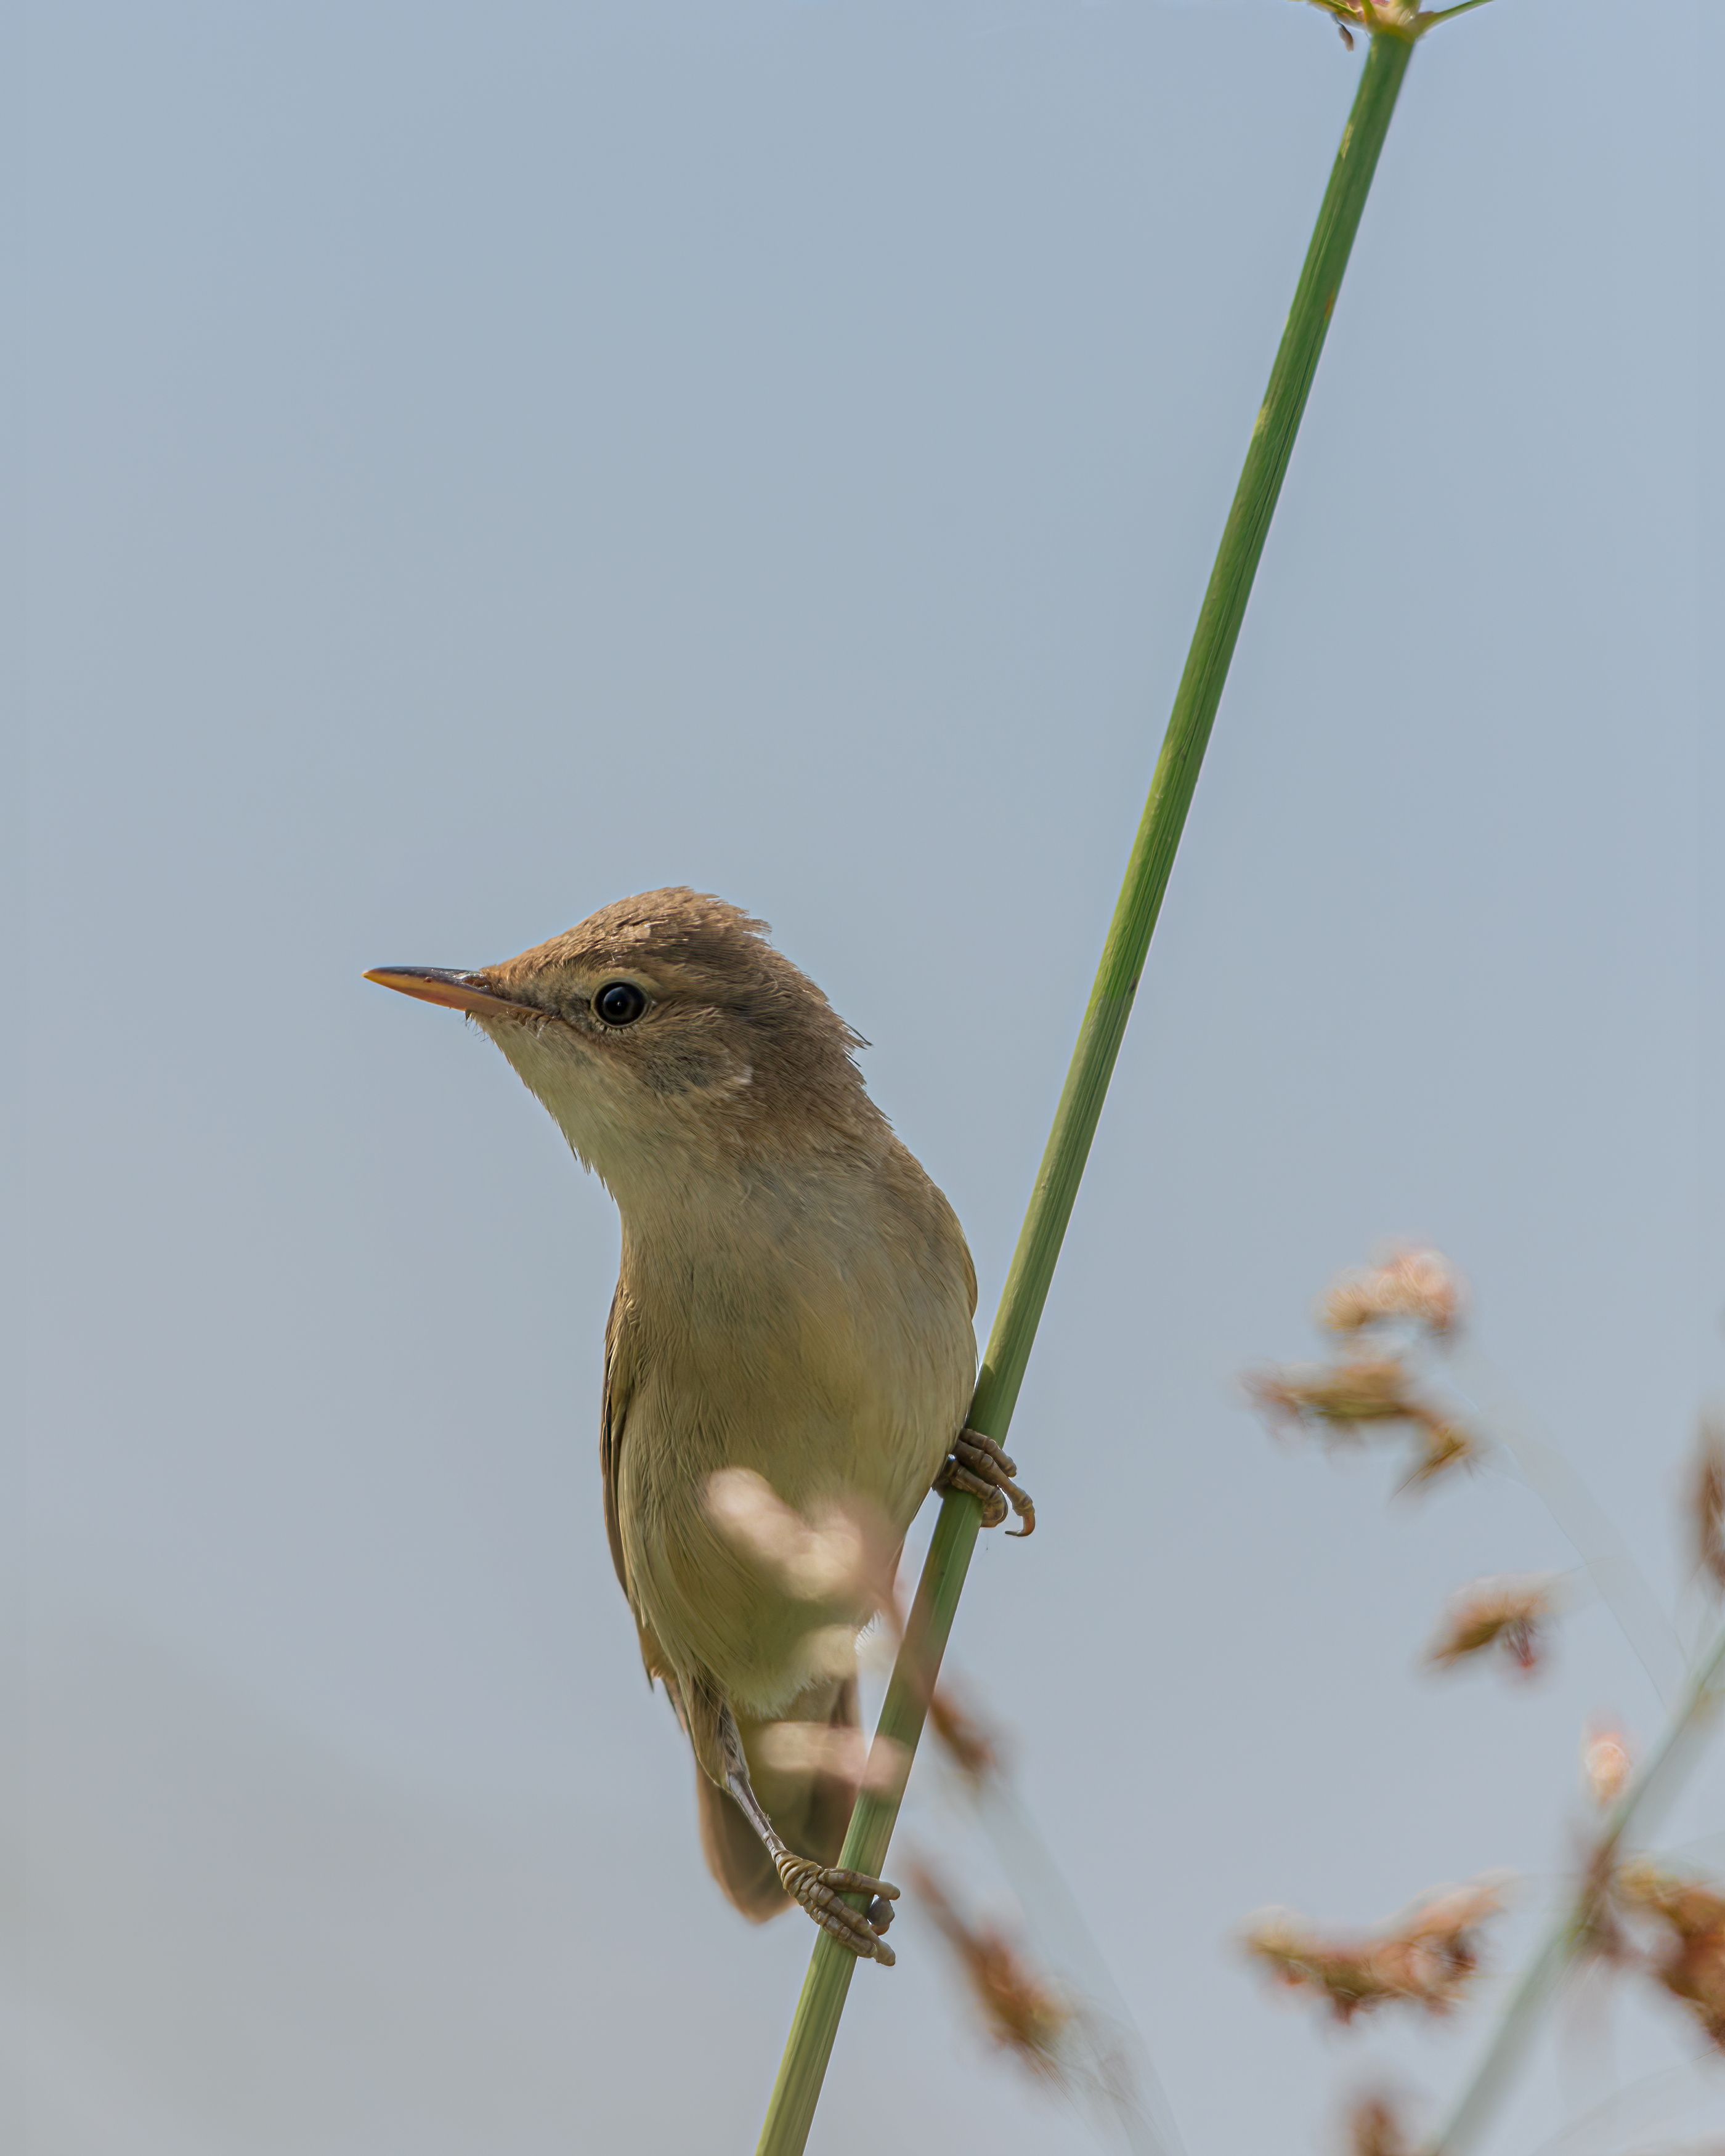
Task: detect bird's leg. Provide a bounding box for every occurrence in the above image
[935,1427,1036,1537]
[718,1708,899,1965]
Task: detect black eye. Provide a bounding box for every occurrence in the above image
[593,981,647,1027]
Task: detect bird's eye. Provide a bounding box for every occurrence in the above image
[593,981,648,1027]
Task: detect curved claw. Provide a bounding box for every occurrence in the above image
[936,1430,1036,1538]
[777,1855,899,1964]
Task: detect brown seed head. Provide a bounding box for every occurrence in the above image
[927,1684,1005,1785]
[1616,1860,1725,1945]
[1320,1248,1464,1340]
[1614,1860,1725,2049]
[908,1860,1072,2081]
[1244,1878,1505,2025]
[1246,1355,1476,1489]
[1426,1576,1558,1677]
[1246,1353,1421,1431]
[1690,1417,1725,1594]
[1400,1414,1477,1489]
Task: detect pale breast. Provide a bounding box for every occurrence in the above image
[611,1148,975,1715]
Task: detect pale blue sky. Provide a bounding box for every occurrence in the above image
[21,2,1719,2151]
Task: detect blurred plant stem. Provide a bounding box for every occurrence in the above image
[957,1771,1186,2153]
[755,29,1421,2155]
[1524,2056,1722,2156]
[1428,1618,1725,2156]
[1445,1340,1687,1708]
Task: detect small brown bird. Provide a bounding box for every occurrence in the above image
[368,890,1029,1962]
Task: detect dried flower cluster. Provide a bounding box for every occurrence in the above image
[1610,1860,1725,2049]
[1246,1352,1474,1488]
[1244,1879,1504,2025]
[1425,1574,1557,1677]
[908,1860,1073,2082]
[1320,1247,1463,1340]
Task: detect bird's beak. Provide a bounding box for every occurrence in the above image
[364,967,545,1022]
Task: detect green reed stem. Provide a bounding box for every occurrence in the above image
[756,30,1416,2154]
[1427,1618,1725,2156]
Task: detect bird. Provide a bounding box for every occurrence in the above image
[367,888,1031,1963]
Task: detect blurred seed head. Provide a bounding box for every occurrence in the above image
[802,1622,869,1682]
[1426,1576,1559,1678]
[705,1469,895,1610]
[1320,1248,1464,1341]
[1347,2095,1414,2156]
[1615,1860,1725,1939]
[908,1858,1073,2082]
[1613,1860,1725,2049]
[928,1682,1005,1785]
[1248,1354,1415,1432]
[1583,1720,1633,1809]
[1574,1843,1633,1971]
[1400,1415,1476,1489]
[754,1721,907,1797]
[1246,1354,1476,1490]
[1689,1417,1725,1595]
[1244,1878,1506,2025]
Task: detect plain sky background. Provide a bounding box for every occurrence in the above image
[18,1,1721,2150]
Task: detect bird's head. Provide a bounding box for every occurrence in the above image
[367,888,877,1189]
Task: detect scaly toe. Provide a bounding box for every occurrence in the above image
[777,1857,898,1964]
[938,1429,1036,1537]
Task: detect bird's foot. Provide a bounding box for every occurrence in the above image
[936,1428,1036,1537]
[776,1855,899,1965]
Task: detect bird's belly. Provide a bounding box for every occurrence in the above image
[616,1331,968,1716]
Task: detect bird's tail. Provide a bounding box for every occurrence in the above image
[695,1677,862,1923]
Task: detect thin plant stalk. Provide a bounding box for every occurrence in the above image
[1524,2057,1717,2156]
[962,1772,1187,2154]
[1428,1618,1725,2156]
[1446,1340,1688,1709]
[755,30,1418,2155]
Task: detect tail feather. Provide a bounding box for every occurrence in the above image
[696,1678,861,1923]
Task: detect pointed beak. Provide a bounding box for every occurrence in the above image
[364,967,545,1022]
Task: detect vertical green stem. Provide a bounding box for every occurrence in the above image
[756,31,1416,2155]
[1428,1619,1725,2156]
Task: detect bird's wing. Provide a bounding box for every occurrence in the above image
[599,1284,635,1597]
[603,1284,673,1688]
